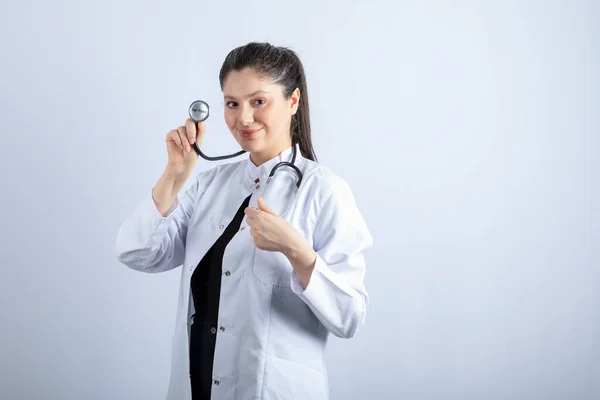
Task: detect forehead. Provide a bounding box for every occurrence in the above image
[222,67,281,98]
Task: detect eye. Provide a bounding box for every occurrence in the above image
[225,101,237,108]
[253,99,266,106]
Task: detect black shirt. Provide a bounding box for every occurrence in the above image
[189,194,251,399]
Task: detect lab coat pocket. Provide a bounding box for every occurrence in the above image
[262,355,328,400]
[252,248,293,287]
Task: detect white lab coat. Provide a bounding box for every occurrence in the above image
[115,144,373,400]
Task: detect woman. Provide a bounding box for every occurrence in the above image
[116,42,373,400]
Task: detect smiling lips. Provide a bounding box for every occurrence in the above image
[240,128,262,138]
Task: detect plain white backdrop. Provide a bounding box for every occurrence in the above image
[0,0,597,399]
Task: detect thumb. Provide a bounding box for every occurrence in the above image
[257,197,277,215]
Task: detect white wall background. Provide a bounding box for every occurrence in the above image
[0,0,597,399]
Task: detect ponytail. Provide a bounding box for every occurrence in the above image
[286,49,317,162]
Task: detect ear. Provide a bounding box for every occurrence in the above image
[289,87,300,116]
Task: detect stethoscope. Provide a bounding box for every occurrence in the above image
[188,100,303,216]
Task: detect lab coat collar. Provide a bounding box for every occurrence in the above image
[246,143,301,184]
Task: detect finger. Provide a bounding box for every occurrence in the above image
[185,118,197,146]
[168,129,184,151]
[246,216,258,227]
[177,126,190,152]
[257,197,276,215]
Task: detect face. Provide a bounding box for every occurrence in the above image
[222,67,300,166]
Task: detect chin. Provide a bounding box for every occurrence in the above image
[237,139,262,154]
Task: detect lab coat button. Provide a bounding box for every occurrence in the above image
[219,326,225,332]
[219,224,224,229]
[214,379,220,385]
[189,266,194,271]
[240,226,245,231]
[210,327,217,334]
[224,271,231,276]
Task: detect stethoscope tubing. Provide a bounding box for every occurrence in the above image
[188,99,303,213]
[192,142,246,161]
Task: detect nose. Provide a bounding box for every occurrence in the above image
[239,104,254,126]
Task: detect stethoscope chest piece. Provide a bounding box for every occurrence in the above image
[188,100,210,122]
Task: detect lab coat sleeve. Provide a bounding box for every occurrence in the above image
[290,177,373,338]
[115,178,199,273]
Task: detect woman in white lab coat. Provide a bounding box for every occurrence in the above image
[116,42,373,400]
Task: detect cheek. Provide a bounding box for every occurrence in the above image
[257,106,280,129]
[253,110,268,126]
[224,113,236,129]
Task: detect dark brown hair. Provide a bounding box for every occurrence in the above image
[219,42,317,162]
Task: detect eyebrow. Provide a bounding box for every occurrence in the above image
[223,90,270,100]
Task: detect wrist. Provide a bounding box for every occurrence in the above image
[283,235,317,275]
[162,166,189,186]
